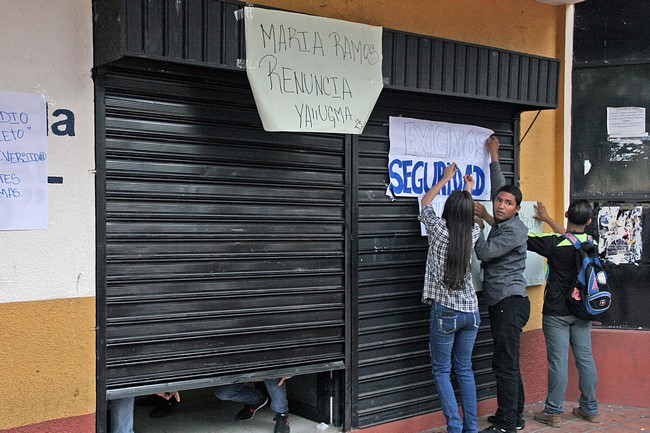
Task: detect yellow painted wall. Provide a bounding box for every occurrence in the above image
[0,2,567,431]
[0,297,96,430]
[1,0,96,430]
[252,0,562,57]
[255,0,567,330]
[519,7,568,331]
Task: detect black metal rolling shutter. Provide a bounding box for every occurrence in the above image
[99,62,346,397]
[353,89,520,427]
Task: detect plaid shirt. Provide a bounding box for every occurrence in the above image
[419,204,481,312]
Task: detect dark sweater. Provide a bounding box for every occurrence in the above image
[527,232,592,316]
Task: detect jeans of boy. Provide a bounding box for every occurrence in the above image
[214,379,289,414]
[542,315,598,415]
[429,302,481,433]
[110,397,135,433]
[488,295,530,432]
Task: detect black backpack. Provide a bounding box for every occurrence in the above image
[562,233,612,321]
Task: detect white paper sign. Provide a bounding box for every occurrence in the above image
[244,6,383,134]
[388,117,493,204]
[0,91,48,230]
[607,107,647,137]
[471,201,546,290]
[518,201,547,286]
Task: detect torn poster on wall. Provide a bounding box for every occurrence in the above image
[608,136,650,162]
[606,107,649,161]
[597,206,643,265]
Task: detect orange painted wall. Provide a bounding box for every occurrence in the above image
[0,414,95,433]
[0,0,96,431]
[2,2,568,432]
[252,0,562,57]
[354,329,650,433]
[252,0,568,418]
[255,0,568,333]
[0,298,96,430]
[567,329,650,408]
[255,0,569,411]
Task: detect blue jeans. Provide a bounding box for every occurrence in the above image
[542,315,598,415]
[110,397,134,433]
[430,302,481,433]
[215,379,289,414]
[488,295,530,432]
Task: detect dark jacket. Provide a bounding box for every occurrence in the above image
[527,232,592,316]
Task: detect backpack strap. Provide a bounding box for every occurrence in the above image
[562,232,582,249]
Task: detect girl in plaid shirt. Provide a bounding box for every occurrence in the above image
[420,162,482,433]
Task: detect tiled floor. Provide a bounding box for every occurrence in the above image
[134,388,650,433]
[133,387,338,433]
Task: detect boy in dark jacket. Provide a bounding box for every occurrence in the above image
[527,200,601,428]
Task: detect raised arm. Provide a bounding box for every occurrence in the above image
[486,135,506,200]
[463,173,475,193]
[475,201,495,227]
[421,163,458,206]
[533,201,566,234]
[474,135,503,227]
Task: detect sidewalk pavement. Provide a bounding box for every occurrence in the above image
[467,401,650,432]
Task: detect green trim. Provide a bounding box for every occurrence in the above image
[558,233,591,247]
[527,232,556,238]
[527,232,593,247]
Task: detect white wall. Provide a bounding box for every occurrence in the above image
[0,0,95,303]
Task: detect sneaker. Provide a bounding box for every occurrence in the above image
[487,414,525,430]
[274,413,290,433]
[148,398,179,418]
[534,411,562,428]
[479,425,512,433]
[573,406,601,423]
[235,396,268,421]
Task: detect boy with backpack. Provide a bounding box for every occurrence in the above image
[527,200,601,428]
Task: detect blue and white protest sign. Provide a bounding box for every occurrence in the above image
[388,117,493,202]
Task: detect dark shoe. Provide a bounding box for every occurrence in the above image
[135,394,166,406]
[235,396,268,421]
[274,413,290,433]
[479,425,513,433]
[534,411,562,428]
[573,407,601,423]
[487,413,525,430]
[148,397,179,418]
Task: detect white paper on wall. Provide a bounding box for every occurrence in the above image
[244,6,384,134]
[0,91,48,230]
[607,107,647,137]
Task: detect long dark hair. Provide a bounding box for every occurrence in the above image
[441,190,475,290]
